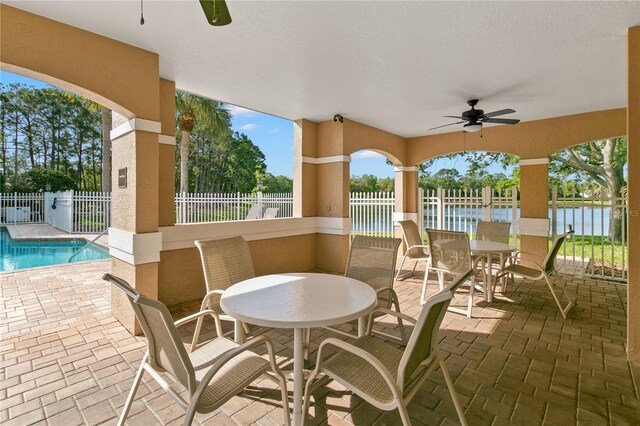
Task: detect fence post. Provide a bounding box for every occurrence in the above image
[436,187,444,230]
[482,186,492,221]
[511,185,518,243]
[551,185,558,240]
[418,187,424,239]
[257,189,263,219]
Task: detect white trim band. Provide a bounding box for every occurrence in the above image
[110,118,162,140]
[108,228,163,265]
[302,155,351,164]
[158,135,176,145]
[519,158,549,166]
[519,218,549,237]
[160,216,351,251]
[394,166,419,172]
[393,212,418,223]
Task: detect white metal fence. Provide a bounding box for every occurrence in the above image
[175,192,294,224]
[420,186,518,241]
[350,192,395,237]
[551,186,628,281]
[0,192,45,224]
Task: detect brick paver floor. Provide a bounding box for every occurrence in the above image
[1,260,639,425]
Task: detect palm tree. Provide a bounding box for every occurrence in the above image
[176,91,231,193]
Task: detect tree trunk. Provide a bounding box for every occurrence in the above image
[602,138,625,242]
[101,107,112,191]
[179,130,191,193]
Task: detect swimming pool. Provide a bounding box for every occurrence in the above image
[0,229,110,271]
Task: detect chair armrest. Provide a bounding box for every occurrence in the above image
[369,307,417,325]
[312,337,399,393]
[201,289,224,306]
[174,309,219,328]
[405,244,429,255]
[512,250,545,262]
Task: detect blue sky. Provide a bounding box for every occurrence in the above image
[1,70,508,179]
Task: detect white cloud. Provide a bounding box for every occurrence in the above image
[228,105,258,118]
[239,123,257,131]
[351,150,386,160]
[269,128,281,134]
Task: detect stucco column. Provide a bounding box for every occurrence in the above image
[158,79,176,227]
[518,158,550,261]
[294,119,350,272]
[394,166,420,248]
[109,112,162,334]
[627,25,640,357]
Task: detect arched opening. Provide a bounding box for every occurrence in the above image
[349,149,396,238]
[548,137,628,280]
[419,151,520,239]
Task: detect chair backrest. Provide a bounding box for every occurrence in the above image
[263,208,279,219]
[103,273,196,392]
[398,220,427,258]
[426,229,471,274]
[397,272,467,387]
[345,236,401,307]
[476,220,511,244]
[245,204,261,220]
[543,230,573,273]
[195,236,256,295]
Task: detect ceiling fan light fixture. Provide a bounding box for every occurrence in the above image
[463,122,482,133]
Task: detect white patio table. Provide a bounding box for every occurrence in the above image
[470,240,516,303]
[220,272,377,426]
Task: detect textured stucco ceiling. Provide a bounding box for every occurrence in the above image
[5,1,640,137]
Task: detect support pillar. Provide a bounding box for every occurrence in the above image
[394,166,420,249]
[294,119,350,273]
[518,158,550,263]
[627,25,640,357]
[158,79,176,227]
[109,112,162,334]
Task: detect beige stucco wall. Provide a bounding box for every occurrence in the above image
[158,79,176,227]
[343,119,406,164]
[407,108,626,163]
[159,234,317,306]
[627,26,639,357]
[0,5,159,120]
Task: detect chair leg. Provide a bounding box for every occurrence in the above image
[420,272,429,306]
[117,353,148,426]
[438,356,468,426]
[395,254,409,280]
[397,404,413,426]
[190,316,205,353]
[392,295,407,344]
[303,328,311,359]
[437,271,444,291]
[277,373,291,426]
[544,272,574,319]
[467,277,475,318]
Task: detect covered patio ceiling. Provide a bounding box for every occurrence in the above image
[5,1,639,137]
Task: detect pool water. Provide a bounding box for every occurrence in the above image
[0,229,110,271]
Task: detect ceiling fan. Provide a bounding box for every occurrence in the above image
[199,0,232,26]
[428,99,520,133]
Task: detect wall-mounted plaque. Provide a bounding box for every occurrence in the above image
[118,168,127,188]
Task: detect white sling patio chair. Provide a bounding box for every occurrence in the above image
[472,220,512,283]
[103,273,290,426]
[245,204,262,220]
[423,229,477,318]
[263,207,279,218]
[324,236,405,343]
[395,220,430,281]
[191,236,263,350]
[496,230,575,319]
[302,270,473,426]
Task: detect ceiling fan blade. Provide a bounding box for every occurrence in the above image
[444,115,466,120]
[483,108,515,118]
[485,118,520,125]
[428,121,465,131]
[200,0,232,26]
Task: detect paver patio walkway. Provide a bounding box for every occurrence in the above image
[1,260,639,425]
